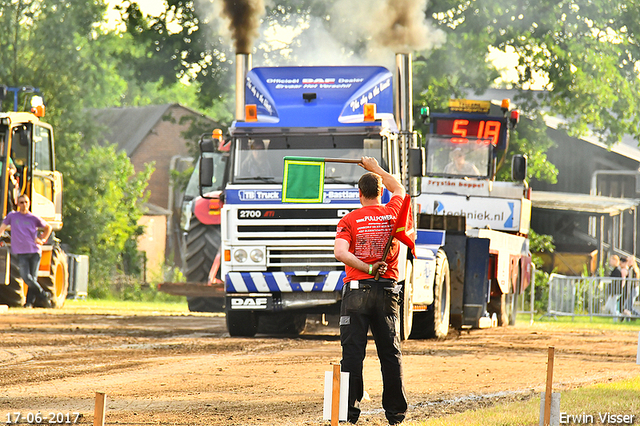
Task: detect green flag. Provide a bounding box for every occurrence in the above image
[282,156,325,203]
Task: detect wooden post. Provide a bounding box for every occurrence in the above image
[331,364,341,426]
[94,392,106,426]
[544,347,555,426]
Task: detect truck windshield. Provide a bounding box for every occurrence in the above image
[425,135,492,179]
[232,134,383,184]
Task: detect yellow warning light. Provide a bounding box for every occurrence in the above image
[363,103,376,121]
[501,99,510,110]
[245,104,258,122]
[224,250,231,262]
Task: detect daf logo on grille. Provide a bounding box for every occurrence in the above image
[337,209,352,217]
[230,297,268,309]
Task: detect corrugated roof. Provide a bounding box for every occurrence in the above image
[531,191,639,215]
[93,104,174,155]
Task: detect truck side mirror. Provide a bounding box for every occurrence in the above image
[511,154,527,181]
[199,157,214,193]
[409,147,425,177]
[200,137,215,153]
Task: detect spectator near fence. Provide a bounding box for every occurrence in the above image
[609,255,622,278]
[622,256,640,316]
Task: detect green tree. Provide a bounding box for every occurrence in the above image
[123,0,640,172]
[424,0,640,145]
[0,0,153,290]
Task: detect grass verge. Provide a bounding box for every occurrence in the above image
[414,375,640,425]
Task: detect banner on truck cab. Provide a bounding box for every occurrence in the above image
[282,156,325,203]
[418,193,523,232]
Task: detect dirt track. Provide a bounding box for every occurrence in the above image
[1,307,639,426]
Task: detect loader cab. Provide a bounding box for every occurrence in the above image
[1,117,62,228]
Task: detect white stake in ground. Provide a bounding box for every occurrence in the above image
[636,331,640,365]
[323,364,348,424]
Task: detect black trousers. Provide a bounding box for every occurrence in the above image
[340,280,407,424]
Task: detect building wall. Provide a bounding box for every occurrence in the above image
[137,214,167,278]
[530,125,640,259]
[129,105,195,210]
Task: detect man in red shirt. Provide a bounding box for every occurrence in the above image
[334,156,407,425]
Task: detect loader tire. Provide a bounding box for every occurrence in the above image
[0,257,26,307]
[37,247,68,308]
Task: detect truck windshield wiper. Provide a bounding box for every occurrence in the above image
[235,176,277,182]
[324,176,350,184]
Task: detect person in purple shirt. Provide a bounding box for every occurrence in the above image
[0,194,53,307]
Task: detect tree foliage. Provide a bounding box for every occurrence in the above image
[120,0,640,182]
[0,0,153,285]
[425,0,640,145]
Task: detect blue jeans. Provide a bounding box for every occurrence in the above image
[17,252,45,305]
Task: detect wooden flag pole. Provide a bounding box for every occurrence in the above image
[331,364,341,426]
[374,235,395,281]
[544,347,555,426]
[324,158,362,164]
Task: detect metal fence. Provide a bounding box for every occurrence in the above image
[547,275,640,320]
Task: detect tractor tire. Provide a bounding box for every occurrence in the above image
[226,311,258,337]
[184,218,221,313]
[0,257,26,307]
[187,296,225,312]
[258,313,307,335]
[184,218,220,283]
[37,247,68,308]
[410,249,450,339]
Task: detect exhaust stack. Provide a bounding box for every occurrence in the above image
[394,53,414,191]
[235,53,252,121]
[394,53,413,133]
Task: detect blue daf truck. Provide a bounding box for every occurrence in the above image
[198,53,531,338]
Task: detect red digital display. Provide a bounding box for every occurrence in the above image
[435,119,502,146]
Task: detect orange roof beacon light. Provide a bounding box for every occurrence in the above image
[363,103,376,121]
[212,129,223,140]
[30,95,45,117]
[500,98,510,115]
[245,104,258,122]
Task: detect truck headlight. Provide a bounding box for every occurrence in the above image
[250,249,264,263]
[234,249,247,263]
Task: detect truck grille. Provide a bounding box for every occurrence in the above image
[237,224,337,239]
[268,247,343,272]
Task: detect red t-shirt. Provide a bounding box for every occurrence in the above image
[335,195,403,282]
